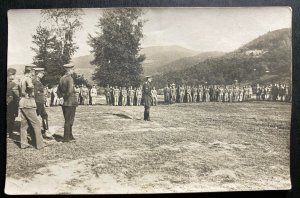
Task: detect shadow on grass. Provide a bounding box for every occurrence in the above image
[52,134,64,142]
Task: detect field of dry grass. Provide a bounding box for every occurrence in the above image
[5,99,291,194]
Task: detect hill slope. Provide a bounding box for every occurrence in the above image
[153,28,291,88]
[159,51,225,74]
[141,45,199,75]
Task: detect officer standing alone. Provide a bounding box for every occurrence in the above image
[142,76,152,121]
[57,63,78,143]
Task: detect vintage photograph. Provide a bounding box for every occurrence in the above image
[5,7,291,194]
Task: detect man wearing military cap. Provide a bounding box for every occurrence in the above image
[33,68,53,139]
[7,68,19,138]
[19,64,44,149]
[142,76,153,121]
[57,63,78,143]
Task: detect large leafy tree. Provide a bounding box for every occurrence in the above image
[31,9,84,86]
[89,8,146,87]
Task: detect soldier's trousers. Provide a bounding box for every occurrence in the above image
[106,96,110,105]
[129,97,134,106]
[122,97,127,106]
[62,106,76,142]
[7,102,18,137]
[144,106,150,121]
[20,108,43,149]
[36,102,49,131]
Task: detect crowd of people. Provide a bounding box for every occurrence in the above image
[162,83,291,104]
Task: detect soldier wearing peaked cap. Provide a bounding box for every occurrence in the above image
[19,64,44,149]
[142,76,152,121]
[7,68,19,138]
[57,63,78,143]
[33,68,53,139]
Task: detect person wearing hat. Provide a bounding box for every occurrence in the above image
[142,76,153,121]
[121,87,128,106]
[90,85,98,105]
[57,63,78,143]
[128,86,135,106]
[104,84,111,105]
[33,68,53,139]
[19,64,44,149]
[7,68,20,138]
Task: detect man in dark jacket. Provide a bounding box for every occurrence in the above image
[142,76,152,121]
[7,68,19,138]
[57,63,78,143]
[34,68,53,139]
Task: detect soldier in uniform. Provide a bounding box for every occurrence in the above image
[186,86,192,103]
[121,87,128,106]
[224,86,229,102]
[192,86,198,102]
[179,85,185,103]
[142,76,153,121]
[90,85,97,105]
[151,87,158,106]
[128,86,135,106]
[81,84,89,105]
[228,87,233,103]
[198,85,203,102]
[204,86,210,102]
[7,68,19,138]
[136,87,142,106]
[57,63,78,143]
[163,84,171,104]
[170,83,177,104]
[74,85,81,104]
[19,64,44,149]
[113,86,120,106]
[52,85,59,106]
[104,84,111,105]
[33,68,53,139]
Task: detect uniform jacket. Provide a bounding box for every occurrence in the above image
[34,78,45,104]
[7,80,19,105]
[57,74,78,107]
[19,74,37,109]
[90,88,97,97]
[142,82,152,107]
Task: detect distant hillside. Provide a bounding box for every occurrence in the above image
[141,45,199,75]
[159,51,225,74]
[153,28,291,88]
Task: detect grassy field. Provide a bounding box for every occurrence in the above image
[5,100,291,194]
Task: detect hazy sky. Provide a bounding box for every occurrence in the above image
[7,7,291,66]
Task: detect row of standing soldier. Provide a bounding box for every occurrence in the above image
[163,83,291,104]
[103,85,158,106]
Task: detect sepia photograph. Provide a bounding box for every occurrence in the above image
[5,7,292,194]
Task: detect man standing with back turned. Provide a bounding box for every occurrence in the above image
[57,63,78,143]
[142,76,152,121]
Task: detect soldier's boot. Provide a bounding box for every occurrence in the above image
[146,107,150,121]
[144,110,147,121]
